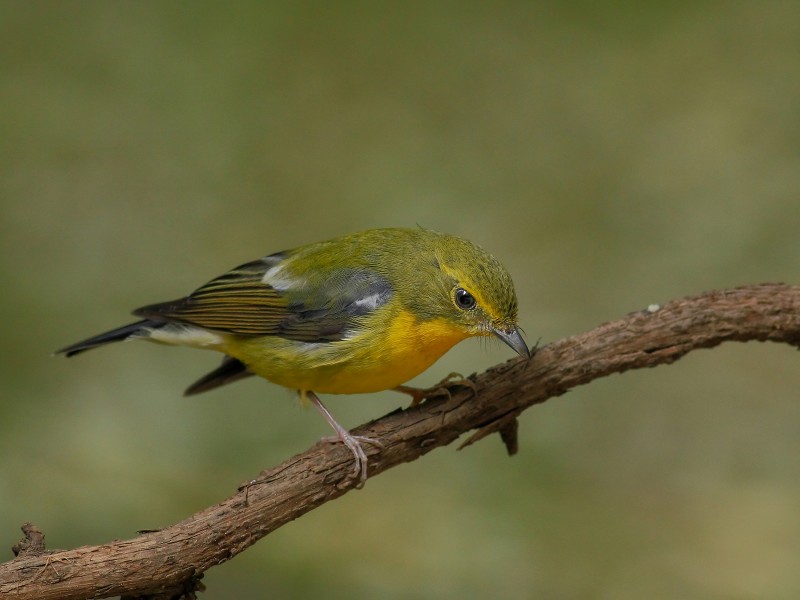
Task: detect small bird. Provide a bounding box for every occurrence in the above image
[57,228,529,484]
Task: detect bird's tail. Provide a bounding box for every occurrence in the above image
[56,319,161,357]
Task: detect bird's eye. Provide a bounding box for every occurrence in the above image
[454,288,477,310]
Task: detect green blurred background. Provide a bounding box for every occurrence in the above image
[2,2,799,598]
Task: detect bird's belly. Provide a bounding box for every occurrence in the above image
[225,311,470,394]
[312,339,453,394]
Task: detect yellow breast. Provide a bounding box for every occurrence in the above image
[224,308,471,395]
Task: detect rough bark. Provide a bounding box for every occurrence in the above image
[2,283,798,600]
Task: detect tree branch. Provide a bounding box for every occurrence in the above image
[3,283,799,599]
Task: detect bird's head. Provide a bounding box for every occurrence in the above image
[422,233,529,358]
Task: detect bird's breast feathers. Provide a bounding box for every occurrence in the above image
[224,306,469,394]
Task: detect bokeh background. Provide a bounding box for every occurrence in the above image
[2,2,799,598]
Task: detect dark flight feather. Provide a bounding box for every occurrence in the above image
[56,319,160,357]
[133,261,394,344]
[184,355,253,396]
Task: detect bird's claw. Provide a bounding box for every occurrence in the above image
[322,433,383,486]
[395,372,478,407]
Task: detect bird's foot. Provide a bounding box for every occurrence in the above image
[306,390,382,487]
[321,432,384,487]
[394,372,478,407]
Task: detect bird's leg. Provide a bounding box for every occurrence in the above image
[394,372,478,407]
[305,391,383,486]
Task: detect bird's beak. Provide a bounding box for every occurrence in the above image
[492,325,530,358]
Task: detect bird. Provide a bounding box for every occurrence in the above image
[57,227,529,484]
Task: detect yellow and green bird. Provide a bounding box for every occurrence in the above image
[58,228,529,483]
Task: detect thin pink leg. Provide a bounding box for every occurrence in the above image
[306,391,383,485]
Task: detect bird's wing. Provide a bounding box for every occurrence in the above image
[184,355,253,396]
[133,256,393,342]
